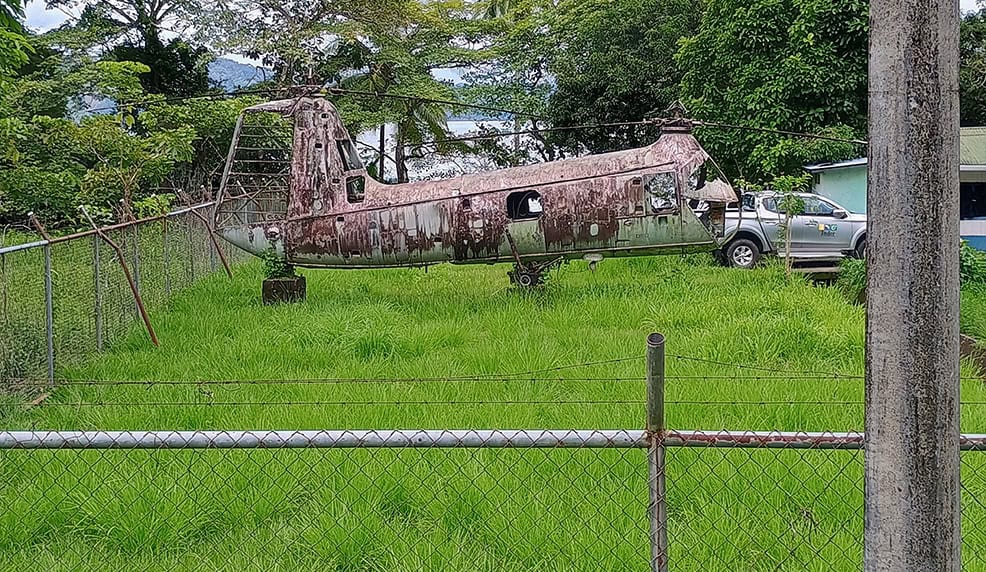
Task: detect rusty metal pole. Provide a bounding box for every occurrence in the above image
[163,216,171,299]
[29,213,55,385]
[131,224,141,305]
[79,207,159,348]
[92,235,103,352]
[43,243,54,386]
[646,333,668,572]
[865,0,961,570]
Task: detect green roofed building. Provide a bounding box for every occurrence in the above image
[804,126,986,249]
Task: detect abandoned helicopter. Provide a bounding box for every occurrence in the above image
[213,96,739,287]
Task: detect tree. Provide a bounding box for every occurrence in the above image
[463,0,700,162]
[316,0,490,182]
[541,0,702,154]
[46,1,212,96]
[676,0,868,182]
[0,49,218,226]
[195,0,410,87]
[961,10,986,126]
[0,0,24,31]
[0,0,29,78]
[139,96,263,195]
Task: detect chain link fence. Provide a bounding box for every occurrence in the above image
[0,428,982,571]
[0,204,249,386]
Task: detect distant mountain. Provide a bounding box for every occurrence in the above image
[208,58,273,92]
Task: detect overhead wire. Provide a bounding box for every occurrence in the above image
[71,85,867,145]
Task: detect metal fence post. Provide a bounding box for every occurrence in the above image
[93,235,103,352]
[646,332,668,572]
[132,225,141,301]
[208,217,217,273]
[163,217,171,299]
[187,218,195,283]
[43,243,54,386]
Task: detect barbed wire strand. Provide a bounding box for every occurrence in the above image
[668,354,863,379]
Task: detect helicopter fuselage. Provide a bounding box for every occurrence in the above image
[215,98,735,270]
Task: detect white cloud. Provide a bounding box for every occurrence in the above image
[25,0,70,32]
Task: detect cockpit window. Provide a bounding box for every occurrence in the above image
[346,176,365,203]
[645,173,677,213]
[336,139,363,171]
[688,164,708,196]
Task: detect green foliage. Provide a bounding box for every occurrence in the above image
[961,10,986,127]
[677,0,868,181]
[107,38,212,97]
[836,242,986,306]
[0,0,24,30]
[835,257,867,304]
[260,248,297,280]
[317,0,491,181]
[0,27,30,78]
[0,166,81,223]
[769,174,809,273]
[132,193,174,218]
[961,240,986,285]
[539,0,702,154]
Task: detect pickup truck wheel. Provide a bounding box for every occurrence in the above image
[726,239,760,269]
[854,238,866,259]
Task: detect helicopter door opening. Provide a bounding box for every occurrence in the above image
[616,172,682,251]
[507,190,543,220]
[502,190,545,259]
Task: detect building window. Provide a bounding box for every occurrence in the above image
[507,190,543,220]
[961,182,986,220]
[336,139,363,171]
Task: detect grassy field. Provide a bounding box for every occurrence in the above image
[0,255,984,571]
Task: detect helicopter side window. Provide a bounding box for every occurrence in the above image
[336,139,364,171]
[507,190,543,220]
[645,173,677,213]
[346,176,365,203]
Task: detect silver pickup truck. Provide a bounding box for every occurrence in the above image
[718,191,867,268]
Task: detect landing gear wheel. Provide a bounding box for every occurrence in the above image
[726,238,760,269]
[507,258,562,289]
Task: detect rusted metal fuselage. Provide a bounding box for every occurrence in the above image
[215,97,736,271]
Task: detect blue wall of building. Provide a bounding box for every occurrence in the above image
[813,166,868,213]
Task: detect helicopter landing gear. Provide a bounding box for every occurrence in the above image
[507,258,562,288]
[503,229,561,288]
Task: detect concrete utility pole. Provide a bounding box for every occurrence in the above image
[866,0,961,570]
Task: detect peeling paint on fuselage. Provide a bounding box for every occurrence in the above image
[215,98,732,269]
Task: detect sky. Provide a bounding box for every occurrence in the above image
[23,0,986,47]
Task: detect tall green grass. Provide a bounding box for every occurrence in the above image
[1,255,984,571]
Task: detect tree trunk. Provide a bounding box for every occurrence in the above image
[378,124,386,181]
[395,122,409,183]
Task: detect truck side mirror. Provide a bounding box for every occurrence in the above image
[832,209,848,219]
